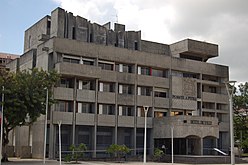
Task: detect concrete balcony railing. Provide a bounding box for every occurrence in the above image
[99,70,117,81]
[153,116,219,139]
[97,114,115,127]
[202,92,228,103]
[52,111,73,125]
[118,116,135,127]
[137,95,152,107]
[76,113,95,126]
[55,62,101,78]
[137,117,153,128]
[77,89,95,102]
[98,92,115,104]
[117,72,136,84]
[154,97,169,108]
[117,94,135,105]
[54,87,73,101]
[137,74,169,88]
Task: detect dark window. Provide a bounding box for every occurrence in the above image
[154,91,167,98]
[134,41,138,50]
[55,101,73,112]
[78,102,94,113]
[99,62,114,71]
[72,27,76,39]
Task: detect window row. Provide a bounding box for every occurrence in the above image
[62,55,168,77]
[55,102,169,117]
[58,78,167,98]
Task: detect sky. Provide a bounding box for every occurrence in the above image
[0,0,247,84]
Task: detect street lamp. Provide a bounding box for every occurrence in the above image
[43,88,49,164]
[58,121,62,165]
[143,106,149,163]
[224,80,236,165]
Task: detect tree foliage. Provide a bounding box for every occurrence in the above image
[106,144,130,161]
[0,68,60,147]
[233,82,248,151]
[65,143,87,163]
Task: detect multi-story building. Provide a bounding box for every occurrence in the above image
[0,52,19,69]
[7,7,230,159]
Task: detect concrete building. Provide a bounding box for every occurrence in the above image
[7,7,230,159]
[0,52,19,69]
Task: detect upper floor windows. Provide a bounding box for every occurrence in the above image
[99,82,115,92]
[137,66,167,78]
[137,86,152,96]
[116,63,134,73]
[77,79,95,90]
[63,55,80,64]
[119,84,134,95]
[98,60,114,71]
[55,100,73,112]
[59,78,74,88]
[78,102,94,113]
[98,104,115,115]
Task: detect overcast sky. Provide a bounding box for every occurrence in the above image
[0,0,247,83]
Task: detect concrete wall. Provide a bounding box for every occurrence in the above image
[24,16,50,53]
[153,116,219,138]
[141,40,170,55]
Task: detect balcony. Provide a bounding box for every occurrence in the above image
[117,94,135,105]
[52,111,73,125]
[137,95,152,107]
[99,70,117,81]
[153,116,219,139]
[202,92,228,103]
[76,113,95,126]
[98,92,115,104]
[117,72,136,84]
[154,97,169,108]
[118,116,135,127]
[55,62,101,78]
[77,89,95,102]
[54,87,73,101]
[137,75,169,88]
[137,117,153,128]
[171,99,197,110]
[97,114,115,127]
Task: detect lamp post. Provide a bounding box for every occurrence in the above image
[43,88,49,164]
[143,106,149,163]
[171,126,174,165]
[58,121,62,165]
[0,86,4,165]
[224,80,236,165]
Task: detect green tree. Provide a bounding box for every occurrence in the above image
[106,144,130,162]
[233,82,248,151]
[0,68,60,160]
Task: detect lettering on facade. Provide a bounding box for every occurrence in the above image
[190,120,212,125]
[172,95,196,101]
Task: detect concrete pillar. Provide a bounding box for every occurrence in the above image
[93,78,98,158]
[48,123,55,159]
[93,126,97,158]
[186,138,189,155]
[72,78,77,145]
[115,82,118,145]
[200,138,203,155]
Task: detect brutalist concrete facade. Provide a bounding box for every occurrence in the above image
[7,7,230,159]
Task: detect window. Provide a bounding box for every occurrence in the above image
[119,84,133,94]
[59,78,74,88]
[63,55,80,64]
[116,63,133,73]
[98,104,115,115]
[154,111,167,118]
[152,69,166,77]
[154,91,167,98]
[137,86,152,96]
[78,80,95,90]
[81,58,94,65]
[119,106,134,116]
[78,102,94,113]
[99,82,115,92]
[98,61,114,70]
[55,101,73,112]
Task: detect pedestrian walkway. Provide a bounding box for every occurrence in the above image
[2,158,248,165]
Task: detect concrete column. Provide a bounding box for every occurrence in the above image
[186,138,189,155]
[93,78,98,158]
[200,138,203,155]
[72,78,77,145]
[48,123,55,159]
[115,82,118,145]
[133,63,137,156]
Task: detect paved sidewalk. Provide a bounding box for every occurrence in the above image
[2,158,248,165]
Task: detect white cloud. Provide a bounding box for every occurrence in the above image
[53,0,248,82]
